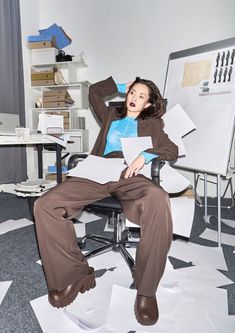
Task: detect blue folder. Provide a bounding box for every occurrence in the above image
[28,35,53,42]
[39,24,72,50]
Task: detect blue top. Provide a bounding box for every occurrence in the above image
[103,84,157,164]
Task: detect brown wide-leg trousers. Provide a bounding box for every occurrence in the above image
[34,174,173,297]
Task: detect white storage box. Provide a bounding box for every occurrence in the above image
[31,48,57,64]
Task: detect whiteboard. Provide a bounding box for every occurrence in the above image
[164,38,235,176]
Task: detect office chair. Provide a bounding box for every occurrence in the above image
[68,154,164,275]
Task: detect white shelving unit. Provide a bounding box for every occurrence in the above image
[30,60,89,131]
[28,58,90,179]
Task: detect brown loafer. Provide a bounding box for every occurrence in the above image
[48,267,96,308]
[134,293,159,326]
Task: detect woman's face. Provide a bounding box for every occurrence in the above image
[126,83,151,116]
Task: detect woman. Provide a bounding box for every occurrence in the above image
[34,76,178,326]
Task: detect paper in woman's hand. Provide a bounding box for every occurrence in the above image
[120,136,153,178]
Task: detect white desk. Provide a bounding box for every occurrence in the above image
[0,134,63,183]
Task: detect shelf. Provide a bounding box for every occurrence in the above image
[32,107,81,111]
[30,81,89,89]
[30,60,88,68]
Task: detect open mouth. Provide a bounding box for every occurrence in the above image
[130,102,136,107]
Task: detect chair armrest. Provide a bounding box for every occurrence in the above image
[151,158,165,185]
[68,153,88,170]
[151,158,177,185]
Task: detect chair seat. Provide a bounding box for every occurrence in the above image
[88,196,122,212]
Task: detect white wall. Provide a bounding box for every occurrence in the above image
[20,0,235,195]
[38,0,235,89]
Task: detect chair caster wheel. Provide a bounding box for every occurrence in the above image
[78,239,86,249]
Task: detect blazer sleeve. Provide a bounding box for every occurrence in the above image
[89,76,118,124]
[144,119,179,161]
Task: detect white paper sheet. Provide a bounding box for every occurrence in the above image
[73,223,86,238]
[166,133,186,156]
[0,281,12,305]
[173,295,217,333]
[120,136,153,178]
[180,285,228,316]
[0,218,33,235]
[67,155,125,184]
[160,164,191,193]
[120,136,153,166]
[199,228,235,247]
[163,104,196,138]
[169,239,228,270]
[207,313,235,333]
[221,218,235,229]
[64,304,107,331]
[76,211,102,223]
[30,295,83,333]
[162,104,196,156]
[175,265,232,288]
[106,284,175,332]
[170,196,195,238]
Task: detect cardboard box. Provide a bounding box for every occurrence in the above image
[31,79,55,86]
[42,101,65,108]
[28,41,55,49]
[42,95,65,102]
[31,72,54,80]
[43,89,67,97]
[31,48,57,64]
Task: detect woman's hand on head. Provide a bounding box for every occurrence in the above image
[124,154,145,179]
[126,81,133,93]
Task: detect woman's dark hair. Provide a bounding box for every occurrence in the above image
[116,77,166,120]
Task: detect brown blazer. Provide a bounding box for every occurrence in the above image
[89,77,178,161]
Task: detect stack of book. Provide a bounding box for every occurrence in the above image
[41,89,75,110]
[31,66,55,86]
[42,88,67,108]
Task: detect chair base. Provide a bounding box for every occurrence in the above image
[78,229,138,274]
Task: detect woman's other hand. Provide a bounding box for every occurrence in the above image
[124,155,145,178]
[126,81,133,93]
